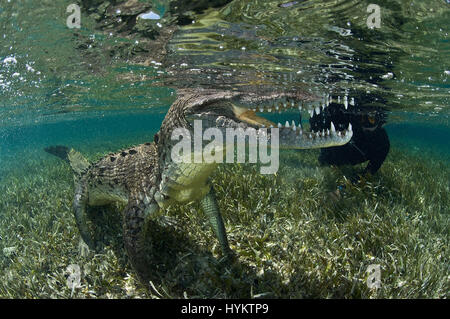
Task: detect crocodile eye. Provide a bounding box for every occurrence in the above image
[154,133,159,144]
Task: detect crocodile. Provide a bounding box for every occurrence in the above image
[45,87,353,285]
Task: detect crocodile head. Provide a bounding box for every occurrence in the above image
[158,87,353,151]
[153,88,353,208]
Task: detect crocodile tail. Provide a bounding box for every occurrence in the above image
[67,149,90,175]
[45,145,90,175]
[44,145,70,162]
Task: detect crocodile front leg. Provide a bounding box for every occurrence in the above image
[122,194,160,285]
[73,182,95,252]
[200,186,233,259]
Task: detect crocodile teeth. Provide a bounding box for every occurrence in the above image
[344,95,348,109]
[285,121,290,128]
[309,109,314,117]
[315,106,321,115]
[278,122,282,128]
[267,108,272,112]
[348,123,352,131]
[330,121,336,133]
[350,97,355,106]
[275,105,279,111]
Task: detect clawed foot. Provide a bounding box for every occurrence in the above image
[156,215,177,228]
[78,238,91,257]
[218,249,237,265]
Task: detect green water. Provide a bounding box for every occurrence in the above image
[0,0,448,298]
[0,0,448,166]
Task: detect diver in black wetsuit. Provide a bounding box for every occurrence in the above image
[309,99,390,182]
